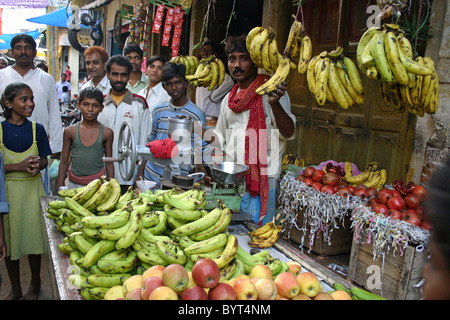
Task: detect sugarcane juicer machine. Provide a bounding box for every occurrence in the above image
[103,120,250,220]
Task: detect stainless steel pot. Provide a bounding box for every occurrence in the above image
[209,162,249,185]
[167,117,194,138]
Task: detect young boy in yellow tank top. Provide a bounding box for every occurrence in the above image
[57,87,114,190]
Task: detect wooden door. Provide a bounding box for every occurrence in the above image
[283,0,416,183]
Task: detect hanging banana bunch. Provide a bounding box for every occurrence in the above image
[282,17,312,75]
[184,55,226,91]
[170,55,200,76]
[246,26,281,74]
[357,23,439,116]
[306,47,365,110]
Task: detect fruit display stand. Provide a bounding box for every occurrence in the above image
[39,195,361,300]
[279,171,367,256]
[348,205,430,300]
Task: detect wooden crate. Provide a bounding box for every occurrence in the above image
[283,210,354,256]
[348,237,429,300]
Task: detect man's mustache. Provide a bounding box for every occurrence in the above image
[233,68,245,74]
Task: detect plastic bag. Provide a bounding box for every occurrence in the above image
[49,159,60,179]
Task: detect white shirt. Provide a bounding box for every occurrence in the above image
[80,74,111,96]
[99,90,151,186]
[195,72,235,118]
[214,91,296,179]
[137,81,170,126]
[0,66,63,154]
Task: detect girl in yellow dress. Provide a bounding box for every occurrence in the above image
[0,83,52,300]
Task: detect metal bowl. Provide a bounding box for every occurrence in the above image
[209,162,249,185]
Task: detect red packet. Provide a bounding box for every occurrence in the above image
[152,4,165,34]
[173,6,182,24]
[161,7,175,46]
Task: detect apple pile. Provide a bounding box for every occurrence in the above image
[103,258,354,300]
[367,180,430,230]
[297,166,364,197]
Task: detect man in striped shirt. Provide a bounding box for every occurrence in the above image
[137,62,212,185]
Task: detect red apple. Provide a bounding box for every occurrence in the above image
[296,174,306,182]
[368,198,379,207]
[323,172,339,186]
[181,285,208,300]
[162,264,189,292]
[141,276,164,300]
[233,278,258,300]
[208,282,237,300]
[347,186,355,194]
[191,258,220,289]
[274,272,300,299]
[304,166,315,178]
[312,170,325,182]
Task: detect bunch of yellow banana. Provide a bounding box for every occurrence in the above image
[247,220,282,249]
[185,55,226,91]
[246,26,280,74]
[307,47,365,109]
[380,56,439,116]
[169,55,199,76]
[281,153,306,172]
[356,24,434,84]
[283,18,312,74]
[342,161,387,190]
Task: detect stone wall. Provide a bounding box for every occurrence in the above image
[408,0,449,186]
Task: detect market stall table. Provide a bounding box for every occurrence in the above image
[40,196,358,300]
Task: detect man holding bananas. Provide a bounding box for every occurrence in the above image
[214,35,296,226]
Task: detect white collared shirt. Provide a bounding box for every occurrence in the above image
[137,81,171,126]
[0,66,63,154]
[81,73,111,96]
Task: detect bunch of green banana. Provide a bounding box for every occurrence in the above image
[307,47,365,109]
[246,26,281,74]
[380,56,439,116]
[235,245,288,278]
[185,55,226,90]
[170,55,199,76]
[282,17,312,74]
[343,161,387,190]
[162,186,206,211]
[356,24,434,84]
[247,220,282,249]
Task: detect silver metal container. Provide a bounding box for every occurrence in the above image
[209,162,249,185]
[167,117,194,138]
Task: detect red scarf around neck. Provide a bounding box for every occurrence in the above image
[228,74,270,224]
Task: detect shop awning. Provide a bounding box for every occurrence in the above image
[26,6,72,28]
[0,29,41,50]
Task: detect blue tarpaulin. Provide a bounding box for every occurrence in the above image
[26,6,72,28]
[0,29,42,50]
